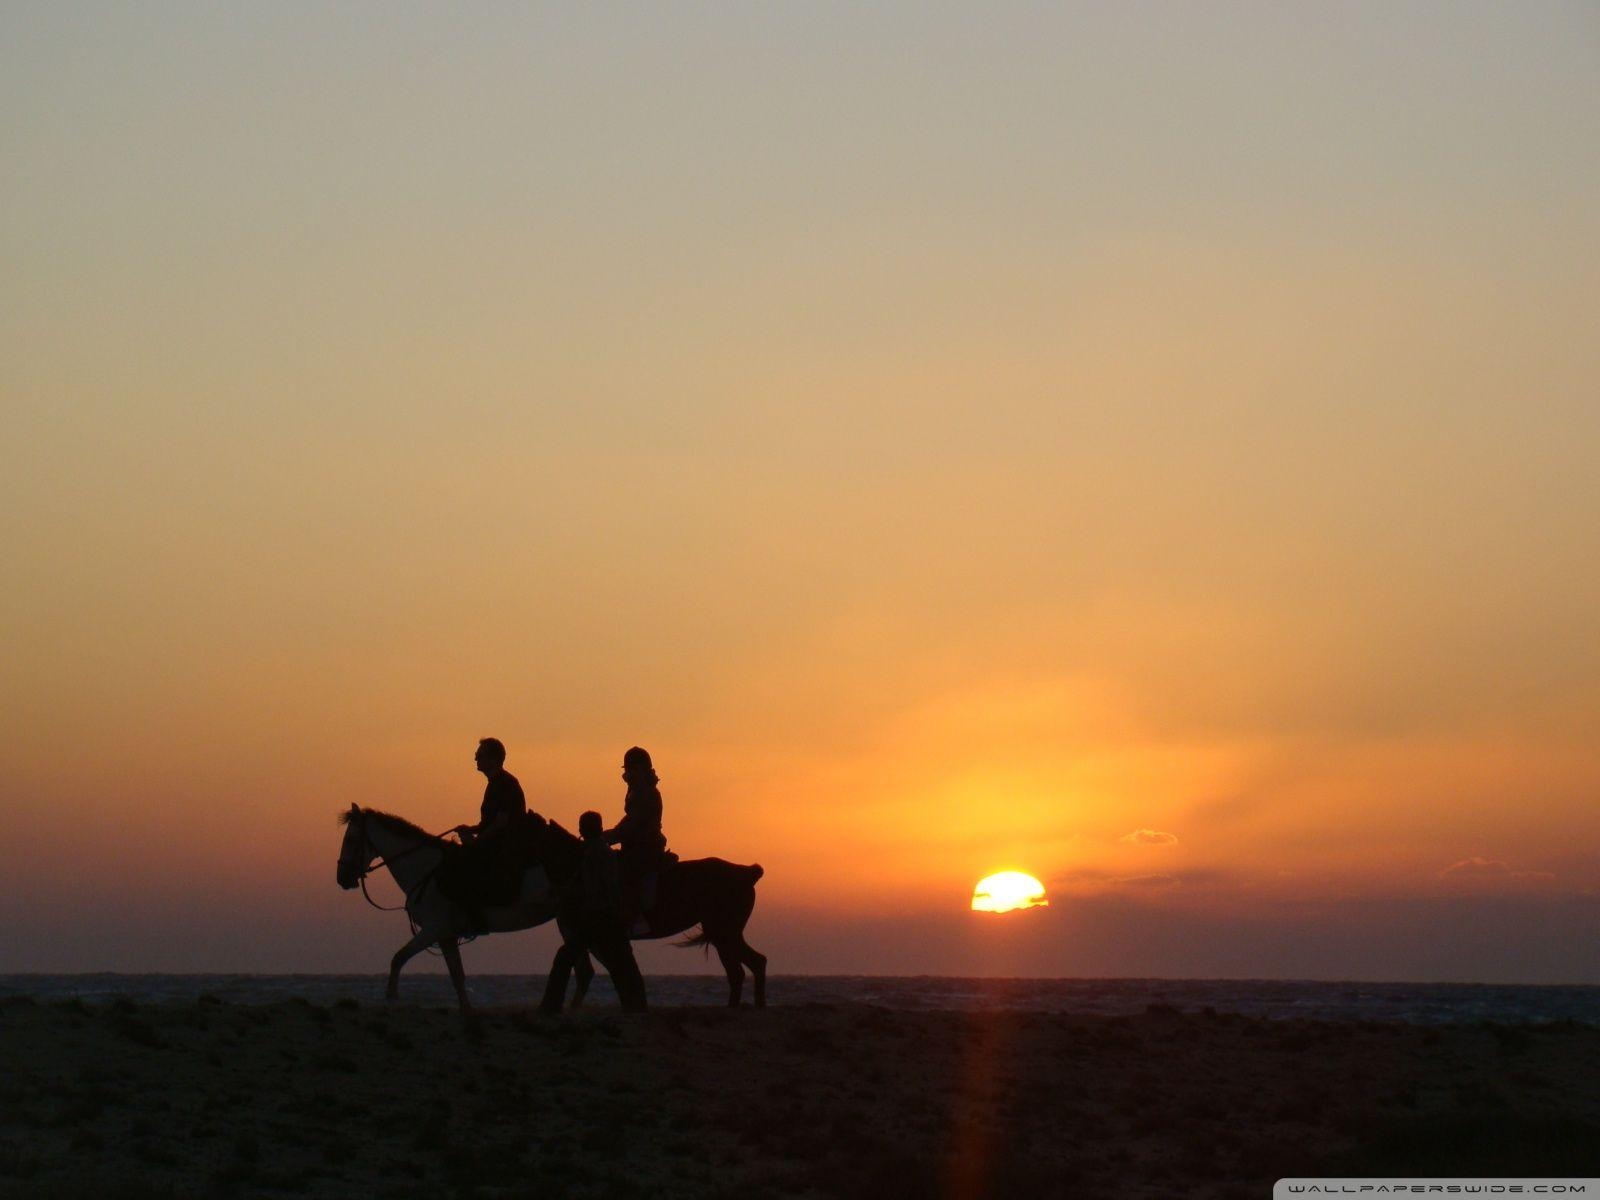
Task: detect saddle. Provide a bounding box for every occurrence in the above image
[631,851,679,929]
[436,813,543,909]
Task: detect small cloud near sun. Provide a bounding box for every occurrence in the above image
[1109,873,1181,887]
[1440,857,1512,878]
[1439,857,1554,882]
[1120,828,1179,845]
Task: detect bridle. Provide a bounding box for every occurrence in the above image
[340,814,457,913]
[339,810,554,954]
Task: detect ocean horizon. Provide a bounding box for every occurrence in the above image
[5,973,1596,1025]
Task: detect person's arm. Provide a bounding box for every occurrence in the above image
[474,774,517,838]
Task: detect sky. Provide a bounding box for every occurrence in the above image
[2,2,1597,982]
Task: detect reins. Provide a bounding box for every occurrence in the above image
[344,817,483,952]
[344,811,567,953]
[360,871,427,913]
[346,822,459,912]
[367,827,458,875]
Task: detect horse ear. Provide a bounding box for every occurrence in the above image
[349,802,359,814]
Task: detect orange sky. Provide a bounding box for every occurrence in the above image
[2,5,1597,980]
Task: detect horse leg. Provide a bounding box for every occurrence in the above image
[742,940,768,1009]
[439,936,471,1012]
[571,952,595,1010]
[714,941,746,1007]
[387,928,435,1003]
[539,943,577,1015]
[617,944,648,1013]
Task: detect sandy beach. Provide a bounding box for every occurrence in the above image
[1,995,1595,1198]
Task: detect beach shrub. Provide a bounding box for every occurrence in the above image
[1327,1111,1600,1175]
[132,1140,179,1168]
[110,1013,165,1049]
[0,1140,41,1179]
[311,1051,358,1073]
[35,1175,175,1200]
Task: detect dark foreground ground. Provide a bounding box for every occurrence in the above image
[0,996,1596,1198]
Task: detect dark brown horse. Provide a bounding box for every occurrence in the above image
[529,819,767,1013]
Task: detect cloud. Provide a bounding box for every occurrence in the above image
[1051,867,1228,892]
[1439,857,1555,882]
[1441,857,1512,878]
[1108,874,1181,888]
[1120,828,1179,845]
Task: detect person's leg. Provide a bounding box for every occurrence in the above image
[539,942,577,1015]
[594,931,647,1012]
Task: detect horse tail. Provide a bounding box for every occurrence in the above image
[676,928,712,950]
[673,862,764,953]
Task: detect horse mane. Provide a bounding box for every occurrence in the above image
[340,806,557,842]
[340,806,437,842]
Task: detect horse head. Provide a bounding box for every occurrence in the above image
[336,803,371,890]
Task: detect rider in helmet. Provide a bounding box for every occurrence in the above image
[605,746,670,930]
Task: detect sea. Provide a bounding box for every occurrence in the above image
[2,974,1596,1025]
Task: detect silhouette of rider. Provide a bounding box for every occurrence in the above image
[449,737,527,922]
[464,737,525,843]
[605,746,670,929]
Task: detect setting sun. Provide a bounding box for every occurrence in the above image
[971,872,1049,914]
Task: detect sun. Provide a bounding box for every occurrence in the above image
[971,871,1049,913]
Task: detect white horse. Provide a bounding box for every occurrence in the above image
[334,803,592,1010]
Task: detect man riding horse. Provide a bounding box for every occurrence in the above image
[438,736,528,927]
